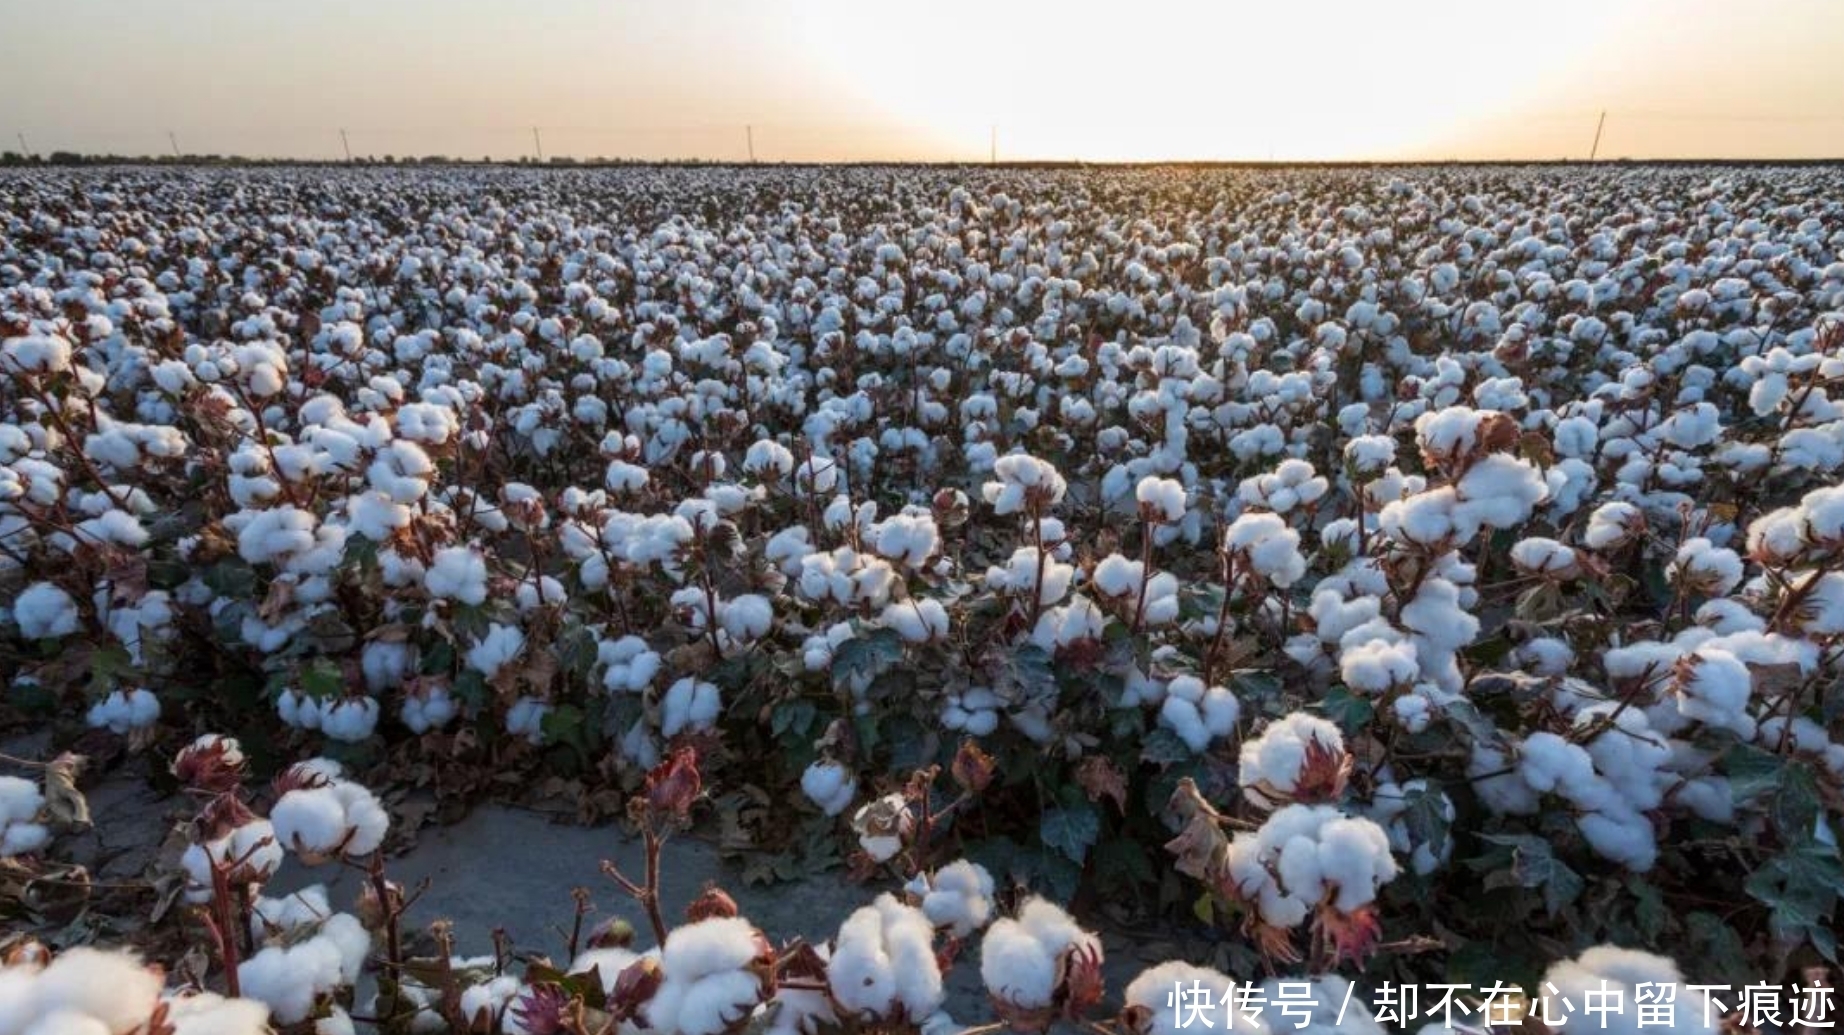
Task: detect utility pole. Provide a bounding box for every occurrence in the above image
[340,128,353,162]
[746,124,756,163]
[16,132,31,158]
[532,126,544,162]
[168,131,181,158]
[1588,110,1607,162]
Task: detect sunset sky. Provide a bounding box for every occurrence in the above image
[4,0,1842,162]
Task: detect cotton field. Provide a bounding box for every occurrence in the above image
[3,164,1843,1033]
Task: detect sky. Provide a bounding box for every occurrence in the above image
[3,0,1842,163]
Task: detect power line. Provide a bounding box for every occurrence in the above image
[168,131,181,158]
[339,128,352,162]
[532,126,543,162]
[1589,110,1607,162]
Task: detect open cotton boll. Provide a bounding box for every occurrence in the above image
[1090,554,1143,598]
[979,898,1101,1013]
[13,582,79,639]
[1239,712,1346,809]
[1122,962,1259,1035]
[10,946,165,1035]
[1667,648,1756,738]
[425,546,489,606]
[1221,513,1306,588]
[982,454,1067,516]
[988,548,1074,608]
[181,820,283,901]
[1583,501,1645,550]
[1255,975,1384,1035]
[400,684,457,734]
[0,775,50,857]
[466,623,526,679]
[505,697,550,745]
[827,893,944,1021]
[744,439,795,478]
[238,927,364,1026]
[719,595,774,643]
[800,760,857,817]
[874,513,940,569]
[1157,676,1240,752]
[319,697,379,743]
[1338,636,1419,694]
[1135,476,1186,522]
[910,859,996,938]
[648,917,770,1035]
[881,598,949,643]
[1670,537,1744,597]
[1788,570,1844,634]
[1539,946,1717,1034]
[1029,595,1107,651]
[1221,804,1398,928]
[161,991,272,1035]
[600,635,663,693]
[270,777,388,860]
[86,688,160,734]
[2,333,75,373]
[1510,537,1580,578]
[662,678,721,737]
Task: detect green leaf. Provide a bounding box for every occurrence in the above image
[299,658,344,700]
[1140,727,1194,765]
[1040,799,1100,864]
[771,699,818,738]
[1744,842,1843,960]
[1686,912,1752,987]
[1475,833,1584,917]
[1318,686,1374,733]
[1003,644,1059,708]
[1725,742,1785,806]
[541,704,585,748]
[555,624,601,679]
[832,627,905,689]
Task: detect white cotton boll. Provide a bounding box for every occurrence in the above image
[828,894,944,1021]
[1091,554,1142,598]
[1239,712,1345,809]
[881,598,949,644]
[1540,946,1717,1034]
[1339,637,1419,694]
[1669,648,1755,738]
[1222,513,1306,588]
[744,439,795,478]
[649,918,768,1035]
[1157,676,1239,752]
[271,778,388,859]
[1584,501,1645,550]
[1344,435,1397,475]
[505,697,550,745]
[874,513,940,569]
[361,640,414,692]
[0,775,49,858]
[981,454,1066,516]
[394,402,458,445]
[601,635,663,693]
[662,678,721,737]
[801,760,857,816]
[719,595,774,643]
[605,460,649,493]
[1135,476,1186,522]
[515,576,566,613]
[914,859,995,938]
[1221,805,1397,926]
[400,684,457,734]
[1125,962,1261,1035]
[320,698,379,743]
[464,619,531,678]
[425,547,489,606]
[1509,537,1580,577]
[979,898,1100,1011]
[1671,538,1744,597]
[14,582,80,639]
[25,947,164,1035]
[2,334,74,373]
[163,992,272,1035]
[86,688,160,734]
[1028,594,1107,650]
